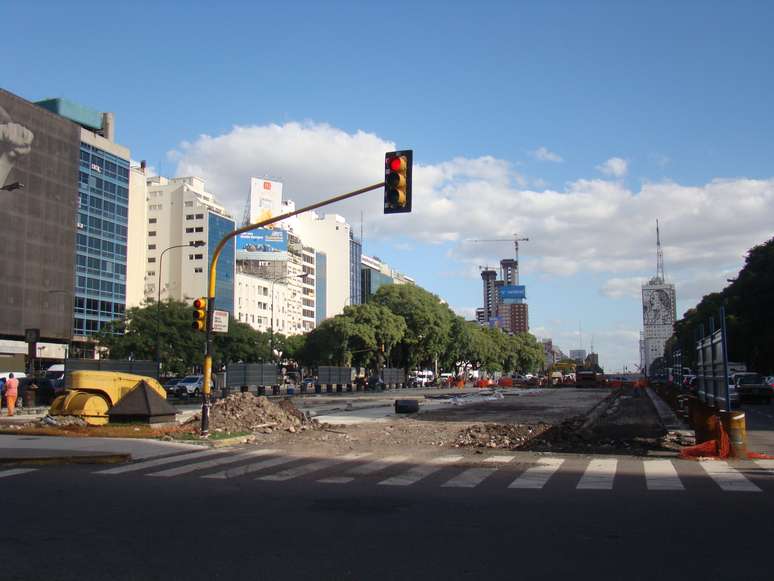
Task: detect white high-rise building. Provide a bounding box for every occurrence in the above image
[641,222,677,375]
[143,176,235,313]
[125,163,149,309]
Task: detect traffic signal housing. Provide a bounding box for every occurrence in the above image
[384,150,412,214]
[192,297,207,331]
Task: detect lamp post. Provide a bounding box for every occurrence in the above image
[269,272,308,363]
[156,241,206,377]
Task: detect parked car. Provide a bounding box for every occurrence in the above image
[175,375,214,398]
[765,376,774,388]
[732,372,772,404]
[163,377,183,395]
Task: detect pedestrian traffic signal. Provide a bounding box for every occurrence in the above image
[192,297,207,331]
[384,150,412,214]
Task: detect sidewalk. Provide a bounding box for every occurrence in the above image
[0,434,205,466]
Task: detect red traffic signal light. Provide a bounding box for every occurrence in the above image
[384,150,412,214]
[192,297,207,331]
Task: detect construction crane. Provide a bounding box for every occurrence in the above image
[466,234,529,284]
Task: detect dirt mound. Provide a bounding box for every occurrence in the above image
[454,422,551,449]
[192,394,318,434]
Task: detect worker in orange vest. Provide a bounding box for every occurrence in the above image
[3,373,19,416]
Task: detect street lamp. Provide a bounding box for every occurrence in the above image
[156,241,206,376]
[0,182,24,191]
[269,272,308,363]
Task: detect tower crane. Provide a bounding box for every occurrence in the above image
[466,234,529,284]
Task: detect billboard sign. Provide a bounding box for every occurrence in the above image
[249,178,283,224]
[236,228,288,260]
[212,310,229,333]
[499,285,526,304]
[0,89,79,340]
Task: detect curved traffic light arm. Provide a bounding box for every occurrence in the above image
[200,181,385,436]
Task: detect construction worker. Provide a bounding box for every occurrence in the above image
[3,373,19,416]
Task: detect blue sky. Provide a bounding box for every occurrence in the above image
[4,0,774,371]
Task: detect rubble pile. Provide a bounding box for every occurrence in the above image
[522,416,661,454]
[39,415,88,428]
[192,394,318,434]
[454,422,551,449]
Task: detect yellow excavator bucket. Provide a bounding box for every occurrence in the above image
[49,371,166,426]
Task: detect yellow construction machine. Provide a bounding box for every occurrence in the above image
[49,371,166,426]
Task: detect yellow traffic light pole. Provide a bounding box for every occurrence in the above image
[200,181,385,436]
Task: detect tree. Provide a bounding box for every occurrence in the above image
[372,284,453,372]
[96,299,205,376]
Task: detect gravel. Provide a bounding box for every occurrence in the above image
[189,393,318,434]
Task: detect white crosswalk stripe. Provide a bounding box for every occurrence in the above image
[700,460,761,492]
[508,458,564,489]
[643,459,684,490]
[442,455,516,488]
[97,449,226,475]
[754,459,774,473]
[203,455,298,480]
[258,453,371,482]
[0,468,37,478]
[149,449,279,478]
[319,454,412,483]
[378,455,463,487]
[577,458,618,490]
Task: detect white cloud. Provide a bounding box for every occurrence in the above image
[532,146,563,163]
[597,157,628,177]
[601,277,648,299]
[173,121,774,313]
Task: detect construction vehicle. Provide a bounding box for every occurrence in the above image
[49,370,167,426]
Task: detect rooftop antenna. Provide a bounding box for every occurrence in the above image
[240,189,252,228]
[656,219,665,283]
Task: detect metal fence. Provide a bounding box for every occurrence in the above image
[318,366,353,385]
[64,359,158,388]
[225,363,280,388]
[695,307,731,409]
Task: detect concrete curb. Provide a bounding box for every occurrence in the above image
[645,387,687,431]
[0,453,130,466]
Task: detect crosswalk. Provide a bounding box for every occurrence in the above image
[3,453,774,493]
[88,450,774,493]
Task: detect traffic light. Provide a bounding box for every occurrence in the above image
[384,150,412,214]
[192,297,207,331]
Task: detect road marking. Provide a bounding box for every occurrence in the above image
[577,458,618,490]
[442,456,515,488]
[318,455,410,484]
[508,458,564,489]
[378,455,463,487]
[257,453,371,482]
[484,455,516,464]
[0,468,37,478]
[700,461,761,492]
[97,449,226,475]
[149,449,278,477]
[203,455,298,480]
[644,460,684,490]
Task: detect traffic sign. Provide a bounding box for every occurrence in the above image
[212,310,229,333]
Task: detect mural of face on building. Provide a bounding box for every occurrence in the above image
[643,288,673,325]
[0,104,34,188]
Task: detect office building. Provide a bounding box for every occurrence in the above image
[496,303,529,334]
[143,176,235,314]
[34,98,134,339]
[235,228,315,335]
[360,254,415,303]
[641,222,677,375]
[480,269,498,321]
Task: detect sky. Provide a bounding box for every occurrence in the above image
[4,0,774,371]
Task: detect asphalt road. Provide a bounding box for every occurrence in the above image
[4,449,774,581]
[742,400,774,455]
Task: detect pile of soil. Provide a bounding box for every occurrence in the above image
[454,422,551,449]
[191,394,318,434]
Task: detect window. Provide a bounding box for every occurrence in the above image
[149,218,157,224]
[185,227,194,233]
[148,257,156,263]
[148,244,156,250]
[194,253,203,260]
[184,201,194,207]
[186,214,194,220]
[194,226,203,233]
[149,231,157,237]
[194,267,203,273]
[147,271,155,277]
[195,213,204,219]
